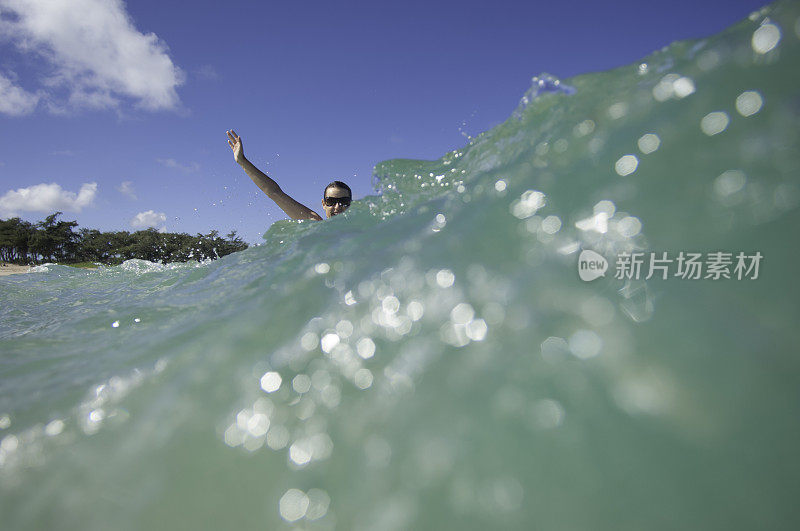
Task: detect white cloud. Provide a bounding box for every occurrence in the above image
[0,0,183,114]
[157,158,200,173]
[195,65,219,81]
[0,72,40,115]
[117,180,137,200]
[0,182,97,217]
[131,210,166,230]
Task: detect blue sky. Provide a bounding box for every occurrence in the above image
[0,0,768,243]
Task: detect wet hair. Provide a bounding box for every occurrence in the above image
[324,181,351,199]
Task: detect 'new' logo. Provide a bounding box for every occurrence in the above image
[578,249,608,281]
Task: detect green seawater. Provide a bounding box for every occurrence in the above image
[2,2,799,529]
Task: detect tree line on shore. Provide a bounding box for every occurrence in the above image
[0,212,248,265]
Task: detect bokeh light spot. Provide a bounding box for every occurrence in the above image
[637,133,661,154]
[735,91,763,117]
[700,112,730,136]
[279,489,310,522]
[260,371,282,393]
[615,155,639,176]
[752,23,781,54]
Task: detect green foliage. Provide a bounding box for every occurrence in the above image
[0,213,248,265]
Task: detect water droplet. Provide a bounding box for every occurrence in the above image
[752,23,781,54]
[672,76,695,98]
[615,155,639,176]
[354,368,374,389]
[541,215,562,234]
[305,489,331,520]
[608,102,628,119]
[700,112,730,136]
[637,133,661,154]
[279,489,310,522]
[569,330,603,359]
[450,303,475,325]
[616,216,642,238]
[436,269,455,288]
[292,374,311,394]
[465,319,488,341]
[357,337,376,359]
[44,419,64,436]
[260,372,282,393]
[406,300,424,321]
[713,170,747,197]
[735,91,763,117]
[320,333,340,353]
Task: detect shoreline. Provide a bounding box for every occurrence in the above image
[0,262,100,277]
[0,263,32,277]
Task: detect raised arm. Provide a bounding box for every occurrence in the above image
[226,130,323,221]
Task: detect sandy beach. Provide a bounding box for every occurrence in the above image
[0,263,102,276]
[0,263,32,276]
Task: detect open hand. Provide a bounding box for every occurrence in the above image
[226,130,244,164]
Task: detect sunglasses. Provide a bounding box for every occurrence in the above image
[323,196,351,207]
